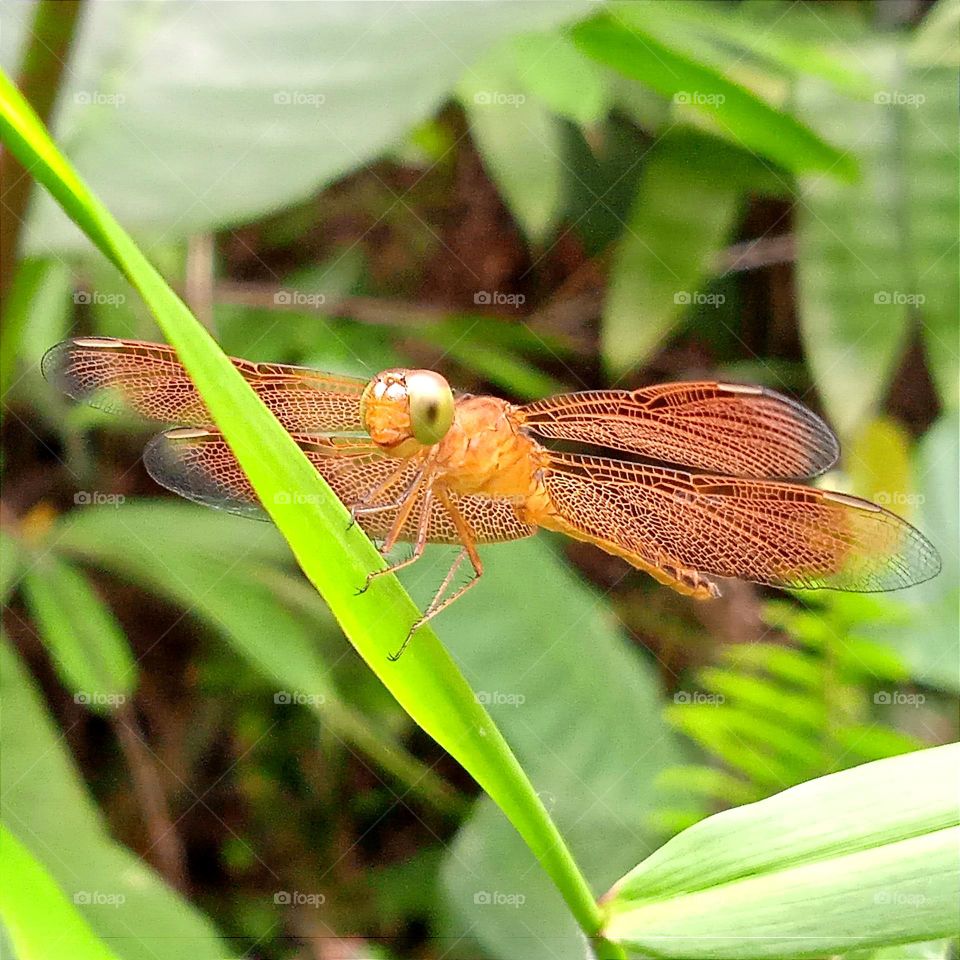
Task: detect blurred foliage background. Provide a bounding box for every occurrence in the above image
[1,1,957,958]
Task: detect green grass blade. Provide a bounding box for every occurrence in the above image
[0,824,123,960]
[0,68,603,936]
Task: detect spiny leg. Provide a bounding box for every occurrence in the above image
[388,488,483,661]
[356,472,434,595]
[346,455,423,531]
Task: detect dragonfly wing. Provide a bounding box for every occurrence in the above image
[145,428,534,544]
[517,381,839,480]
[540,451,941,593]
[43,337,368,433]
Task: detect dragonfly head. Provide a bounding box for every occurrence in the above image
[360,369,455,450]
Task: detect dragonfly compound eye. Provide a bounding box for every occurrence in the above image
[406,370,454,445]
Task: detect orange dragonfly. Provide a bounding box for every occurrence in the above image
[44,337,940,658]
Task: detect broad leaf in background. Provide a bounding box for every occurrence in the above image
[858,414,960,692]
[458,44,566,243]
[602,131,780,377]
[570,12,857,180]
[52,501,461,813]
[603,744,960,958]
[0,0,593,253]
[796,46,959,436]
[510,31,609,126]
[0,638,235,960]
[0,825,122,960]
[437,537,685,960]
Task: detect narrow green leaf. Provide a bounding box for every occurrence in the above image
[1,637,235,960]
[601,132,741,376]
[0,68,602,936]
[571,13,857,179]
[21,555,136,713]
[604,745,960,958]
[0,824,123,960]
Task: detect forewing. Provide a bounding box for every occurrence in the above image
[144,428,533,544]
[43,337,367,433]
[518,381,839,480]
[542,451,941,593]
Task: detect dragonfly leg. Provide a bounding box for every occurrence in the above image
[356,472,434,595]
[648,558,720,600]
[387,489,483,661]
[347,455,428,532]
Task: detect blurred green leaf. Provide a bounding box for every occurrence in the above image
[601,132,744,376]
[511,31,608,125]
[54,502,462,814]
[0,824,122,960]
[604,744,960,958]
[0,0,594,253]
[0,257,72,397]
[571,13,857,179]
[458,49,566,242]
[439,537,685,960]
[21,554,136,713]
[796,48,959,435]
[624,0,872,96]
[0,637,235,960]
[910,0,960,67]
